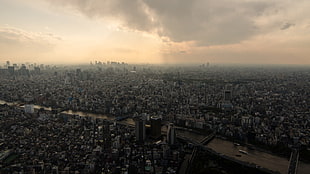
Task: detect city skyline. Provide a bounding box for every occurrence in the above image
[0,63,309,173]
[1,0,310,65]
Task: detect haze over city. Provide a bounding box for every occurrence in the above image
[1,1,310,173]
[1,0,310,65]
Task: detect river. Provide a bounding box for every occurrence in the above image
[61,110,135,125]
[1,100,309,173]
[0,100,135,125]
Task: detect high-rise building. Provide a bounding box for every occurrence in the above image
[167,123,176,145]
[52,166,59,174]
[150,116,161,139]
[76,68,82,77]
[19,64,29,76]
[221,85,233,110]
[8,66,14,76]
[34,67,40,74]
[135,118,145,143]
[223,90,232,102]
[223,84,233,102]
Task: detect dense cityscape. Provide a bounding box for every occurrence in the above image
[2,0,310,173]
[0,61,309,174]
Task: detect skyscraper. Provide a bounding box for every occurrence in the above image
[8,66,14,76]
[221,84,233,110]
[224,90,232,102]
[150,116,161,139]
[167,123,176,145]
[223,84,233,102]
[135,118,145,143]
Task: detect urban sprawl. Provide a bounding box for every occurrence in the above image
[0,61,309,174]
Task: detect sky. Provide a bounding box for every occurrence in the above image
[0,0,310,65]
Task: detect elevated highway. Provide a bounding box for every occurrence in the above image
[287,149,299,174]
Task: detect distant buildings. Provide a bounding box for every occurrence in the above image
[0,62,41,77]
[34,67,40,74]
[8,66,14,76]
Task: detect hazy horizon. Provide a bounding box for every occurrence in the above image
[1,0,310,65]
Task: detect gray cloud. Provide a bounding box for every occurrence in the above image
[281,22,295,30]
[46,0,298,46]
[0,26,62,43]
[0,26,62,52]
[48,0,156,32]
[144,0,271,45]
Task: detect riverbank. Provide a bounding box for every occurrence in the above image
[1,99,309,173]
[216,135,310,163]
[191,146,278,174]
[216,135,290,159]
[0,99,135,125]
[174,128,310,174]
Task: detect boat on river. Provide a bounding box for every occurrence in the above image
[234,143,240,146]
[239,150,248,154]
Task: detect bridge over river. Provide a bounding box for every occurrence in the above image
[0,100,308,174]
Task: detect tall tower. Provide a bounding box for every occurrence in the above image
[221,84,233,110]
[167,123,176,145]
[223,90,232,102]
[150,116,161,139]
[223,84,232,102]
[8,66,14,76]
[135,118,145,143]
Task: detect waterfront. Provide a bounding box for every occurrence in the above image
[2,99,310,174]
[0,100,135,125]
[61,110,135,125]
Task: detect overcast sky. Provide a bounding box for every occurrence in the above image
[0,0,309,64]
